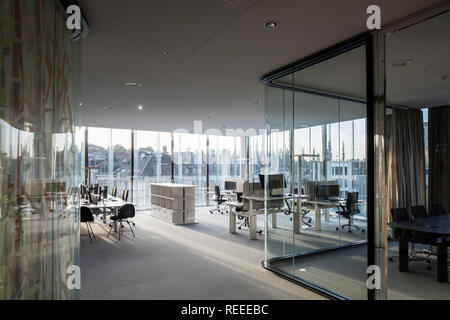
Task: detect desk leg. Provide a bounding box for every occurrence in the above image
[399,233,409,272]
[272,213,277,229]
[325,208,330,222]
[249,215,257,240]
[230,210,236,234]
[293,212,300,234]
[315,204,321,231]
[113,208,119,233]
[437,241,448,283]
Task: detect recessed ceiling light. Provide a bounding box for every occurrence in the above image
[138,105,143,111]
[104,106,113,110]
[392,59,414,67]
[163,51,173,56]
[250,100,262,104]
[79,102,83,107]
[126,82,143,87]
[264,21,278,29]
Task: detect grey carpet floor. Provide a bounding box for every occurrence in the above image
[80,207,325,300]
[271,244,450,300]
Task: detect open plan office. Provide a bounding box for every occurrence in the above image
[1,0,449,302]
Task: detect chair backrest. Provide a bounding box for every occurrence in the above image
[112,186,117,197]
[236,192,243,203]
[432,202,447,216]
[391,207,410,222]
[122,189,129,201]
[102,186,108,199]
[345,192,359,214]
[411,205,428,219]
[390,207,410,240]
[80,207,94,222]
[88,191,97,204]
[118,204,135,219]
[214,186,220,198]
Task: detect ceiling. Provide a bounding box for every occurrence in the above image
[77,0,443,134]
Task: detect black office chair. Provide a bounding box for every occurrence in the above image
[108,204,136,240]
[210,186,227,214]
[81,207,96,244]
[284,197,312,228]
[337,192,364,233]
[411,205,428,219]
[112,186,118,198]
[122,189,129,202]
[432,202,447,216]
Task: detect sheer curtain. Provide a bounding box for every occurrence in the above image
[428,106,450,213]
[386,108,426,218]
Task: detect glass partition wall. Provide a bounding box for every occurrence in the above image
[384,10,450,300]
[263,39,369,299]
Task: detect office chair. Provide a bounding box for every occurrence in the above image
[431,202,447,216]
[210,186,227,214]
[411,205,428,219]
[81,207,96,244]
[284,198,312,228]
[122,189,129,202]
[336,192,364,233]
[411,205,441,265]
[108,204,136,240]
[112,186,118,198]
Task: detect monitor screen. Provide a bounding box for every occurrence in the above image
[224,181,237,191]
[259,174,286,191]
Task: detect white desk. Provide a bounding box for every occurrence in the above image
[234,195,302,240]
[81,196,132,232]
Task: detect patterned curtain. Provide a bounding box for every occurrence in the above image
[428,106,450,213]
[385,108,426,220]
[0,0,82,300]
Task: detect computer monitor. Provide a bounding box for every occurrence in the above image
[259,174,286,196]
[224,181,237,191]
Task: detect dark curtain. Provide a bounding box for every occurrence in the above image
[386,108,426,217]
[428,106,450,213]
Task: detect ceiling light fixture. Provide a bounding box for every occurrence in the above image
[104,106,113,110]
[138,105,143,111]
[163,51,173,56]
[250,100,262,104]
[126,82,143,88]
[264,21,278,29]
[392,59,414,67]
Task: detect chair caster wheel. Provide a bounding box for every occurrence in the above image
[349,230,352,233]
[426,266,431,270]
[389,257,394,262]
[336,227,339,231]
[362,229,365,233]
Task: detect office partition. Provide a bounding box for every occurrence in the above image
[263,36,370,300]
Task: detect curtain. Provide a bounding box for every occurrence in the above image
[428,106,450,213]
[386,108,426,218]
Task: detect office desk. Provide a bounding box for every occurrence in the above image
[81,196,132,232]
[304,199,343,231]
[389,214,450,282]
[237,195,302,240]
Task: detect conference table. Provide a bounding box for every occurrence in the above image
[388,214,450,282]
[81,196,132,233]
